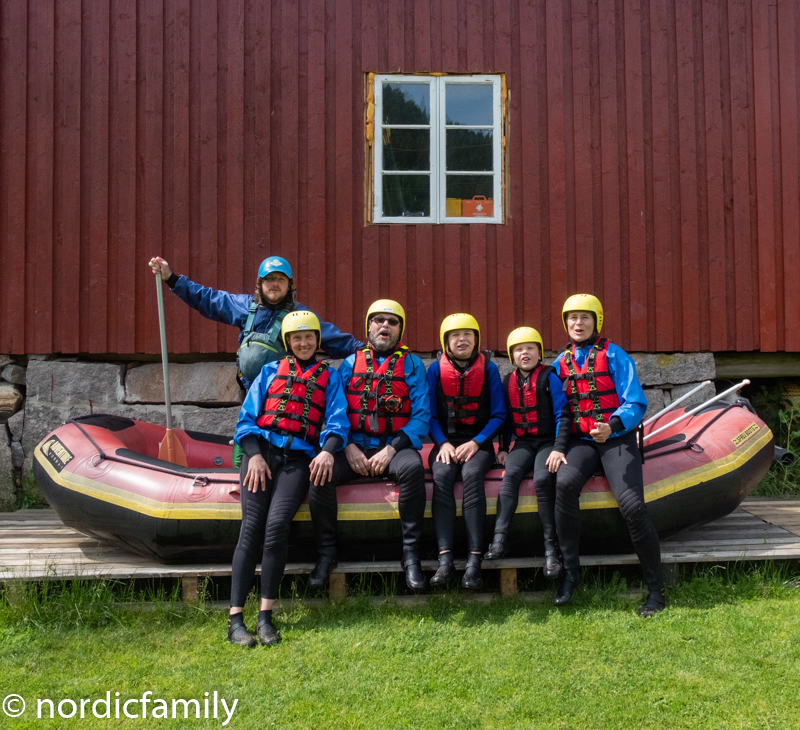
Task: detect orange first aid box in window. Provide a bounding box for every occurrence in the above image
[461,196,493,217]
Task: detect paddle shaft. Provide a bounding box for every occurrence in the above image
[643,380,713,427]
[154,274,174,430]
[642,379,750,443]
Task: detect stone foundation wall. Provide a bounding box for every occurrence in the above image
[0,351,716,508]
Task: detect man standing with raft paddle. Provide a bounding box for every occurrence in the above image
[148,255,363,392]
[551,294,666,616]
[148,255,363,465]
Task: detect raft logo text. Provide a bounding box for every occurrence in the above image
[41,436,75,472]
[732,423,760,447]
[2,691,238,725]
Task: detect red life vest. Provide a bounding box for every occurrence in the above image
[345,345,412,437]
[557,338,621,436]
[256,357,330,443]
[507,363,557,438]
[436,351,489,436]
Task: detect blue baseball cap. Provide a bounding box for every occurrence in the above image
[258,256,293,279]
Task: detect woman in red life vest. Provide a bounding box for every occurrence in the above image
[485,327,569,580]
[426,314,506,590]
[551,294,665,616]
[227,311,349,647]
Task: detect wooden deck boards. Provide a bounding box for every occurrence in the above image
[2,499,799,585]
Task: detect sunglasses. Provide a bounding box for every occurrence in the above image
[370,315,401,327]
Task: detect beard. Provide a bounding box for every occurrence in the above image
[368,332,400,354]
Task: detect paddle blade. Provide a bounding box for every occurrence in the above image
[159,428,188,467]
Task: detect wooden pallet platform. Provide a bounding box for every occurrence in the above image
[2,499,799,601]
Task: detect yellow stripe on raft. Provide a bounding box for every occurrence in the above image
[35,427,772,521]
[34,447,243,520]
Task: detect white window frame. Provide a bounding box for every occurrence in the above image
[373,74,503,224]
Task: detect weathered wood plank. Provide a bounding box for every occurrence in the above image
[3,501,800,583]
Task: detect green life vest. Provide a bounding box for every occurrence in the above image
[236,302,291,381]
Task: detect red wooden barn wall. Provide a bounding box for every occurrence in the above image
[1,0,798,356]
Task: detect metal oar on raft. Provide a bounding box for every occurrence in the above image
[643,380,713,427]
[642,379,750,444]
[153,269,188,466]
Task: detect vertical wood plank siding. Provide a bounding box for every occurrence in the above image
[0,0,798,355]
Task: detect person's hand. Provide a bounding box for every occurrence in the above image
[243,454,271,492]
[149,256,173,281]
[454,440,479,463]
[310,451,334,486]
[369,445,396,476]
[589,422,613,443]
[496,450,508,466]
[345,443,370,476]
[436,442,457,465]
[546,450,567,473]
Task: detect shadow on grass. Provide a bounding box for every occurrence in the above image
[276,559,800,633]
[3,561,798,635]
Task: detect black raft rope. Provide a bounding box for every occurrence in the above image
[66,415,239,486]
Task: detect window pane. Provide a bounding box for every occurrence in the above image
[445,84,493,125]
[445,175,494,217]
[382,175,431,217]
[446,129,493,171]
[382,83,430,125]
[382,129,430,171]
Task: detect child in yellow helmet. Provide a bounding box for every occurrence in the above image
[486,327,569,580]
[426,314,507,590]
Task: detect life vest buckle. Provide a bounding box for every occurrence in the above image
[379,394,403,413]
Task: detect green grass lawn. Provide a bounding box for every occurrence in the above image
[2,566,800,729]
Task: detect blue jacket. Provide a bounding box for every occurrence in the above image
[169,275,364,385]
[426,356,506,448]
[552,341,647,439]
[234,359,349,458]
[339,350,431,451]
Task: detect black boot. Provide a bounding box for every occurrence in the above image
[430,551,455,588]
[544,551,563,580]
[484,533,509,560]
[633,523,666,617]
[638,589,666,617]
[539,503,562,579]
[256,609,281,646]
[553,569,581,606]
[552,522,581,606]
[401,549,426,591]
[308,553,338,592]
[227,613,256,647]
[461,552,483,590]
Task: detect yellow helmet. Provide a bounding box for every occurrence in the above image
[562,294,604,334]
[440,313,480,353]
[281,310,321,351]
[506,327,543,365]
[365,299,406,340]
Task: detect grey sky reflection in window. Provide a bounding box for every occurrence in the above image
[445,84,493,125]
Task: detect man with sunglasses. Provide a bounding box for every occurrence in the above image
[308,299,431,591]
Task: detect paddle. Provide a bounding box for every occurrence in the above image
[154,269,188,466]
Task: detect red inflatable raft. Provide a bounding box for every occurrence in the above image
[33,401,774,563]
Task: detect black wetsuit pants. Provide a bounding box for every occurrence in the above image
[230,444,311,606]
[309,445,426,556]
[494,437,556,539]
[429,444,494,554]
[554,430,663,591]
